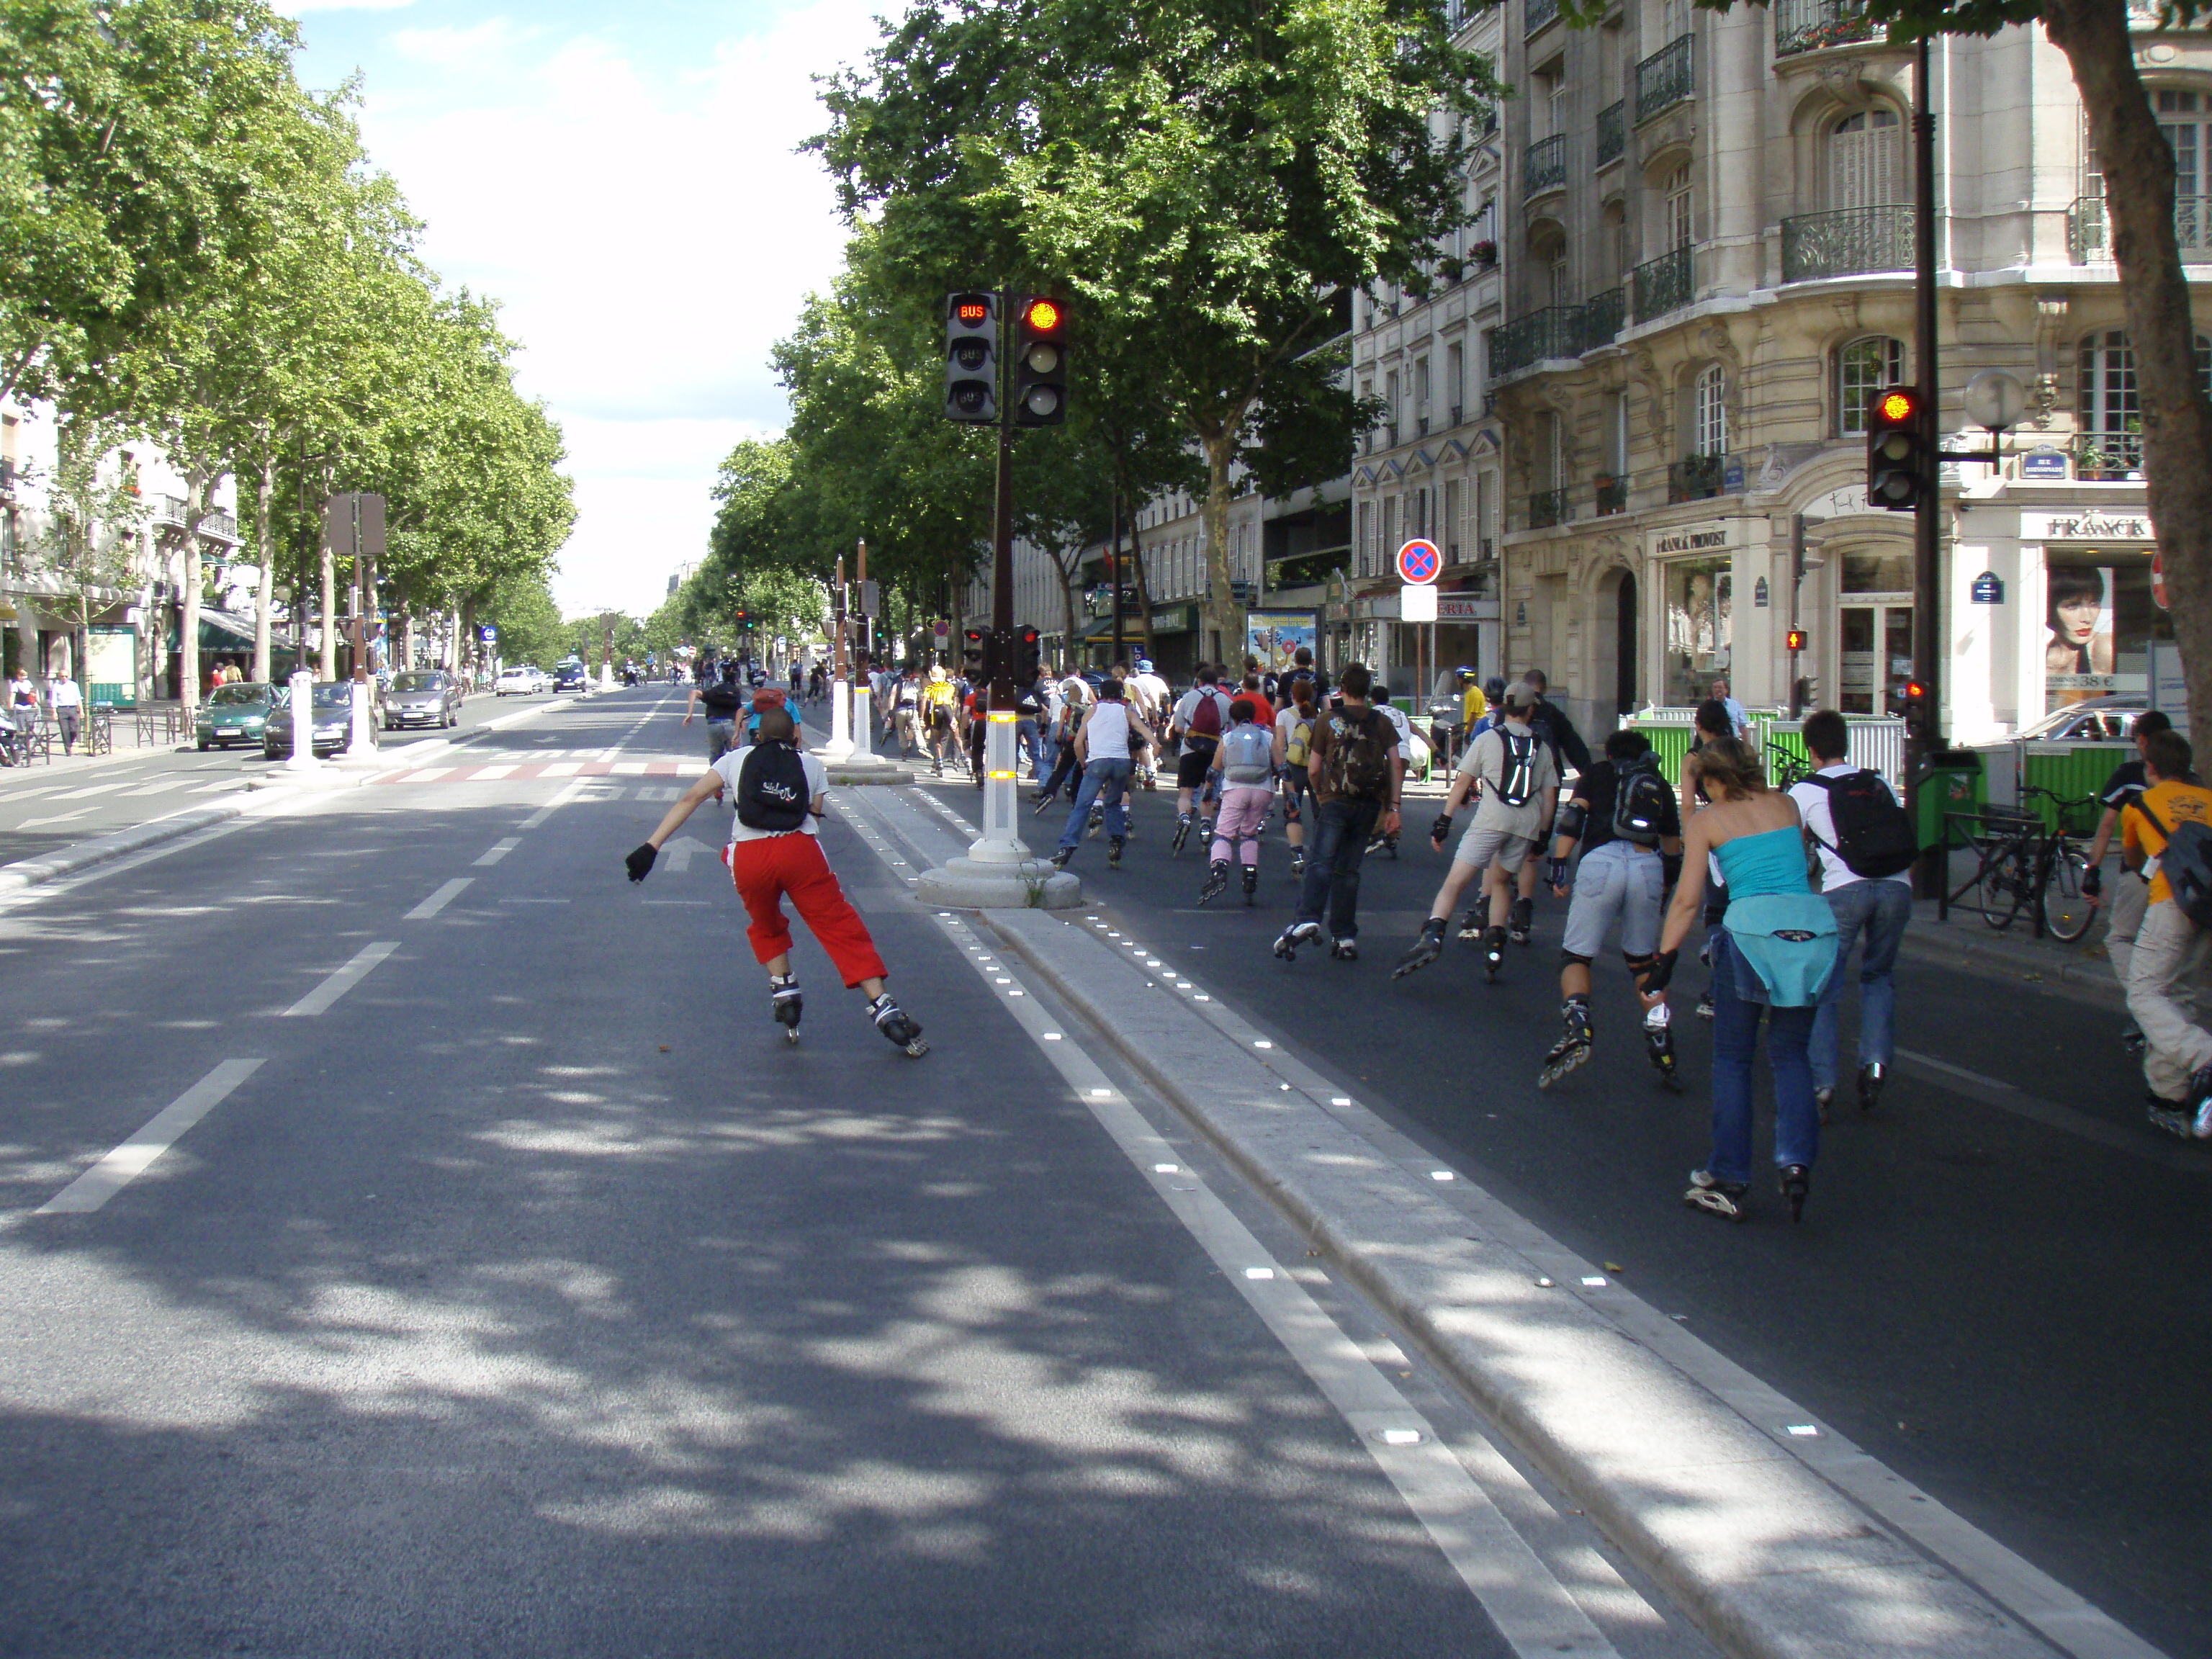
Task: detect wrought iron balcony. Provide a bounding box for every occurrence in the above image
[1631,246,1692,323]
[1491,305,1588,377]
[1584,287,1625,346]
[2069,193,2212,263]
[1780,204,1913,282]
[1525,133,1568,197]
[1774,0,1879,56]
[1596,100,1625,166]
[1527,0,1561,34]
[1595,475,1627,516]
[2072,431,2143,480]
[1526,487,1571,530]
[1667,453,1742,503]
[1635,35,1694,123]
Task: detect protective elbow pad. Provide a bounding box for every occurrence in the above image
[1553,800,1588,844]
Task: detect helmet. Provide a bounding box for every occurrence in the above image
[1483,675,1506,701]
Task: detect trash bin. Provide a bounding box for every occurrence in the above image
[1914,748,1984,851]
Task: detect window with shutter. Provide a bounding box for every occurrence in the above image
[1828,109,1899,210]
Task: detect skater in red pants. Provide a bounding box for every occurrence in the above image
[626,706,927,1056]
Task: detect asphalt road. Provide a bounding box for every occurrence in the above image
[0,683,552,868]
[912,750,2209,1659]
[0,688,1712,1658]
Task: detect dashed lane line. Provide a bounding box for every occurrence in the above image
[404,878,472,920]
[282,942,398,1017]
[35,1058,267,1215]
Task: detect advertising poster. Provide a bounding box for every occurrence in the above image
[1246,610,1318,674]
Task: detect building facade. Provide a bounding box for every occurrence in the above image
[1489,0,2202,744]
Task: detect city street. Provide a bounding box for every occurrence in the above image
[0,688,1722,1658]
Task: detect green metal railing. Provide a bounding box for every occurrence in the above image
[1635,35,1694,123]
[1631,245,1691,323]
[1781,205,1913,282]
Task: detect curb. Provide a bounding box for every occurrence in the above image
[0,798,261,896]
[981,907,2079,1659]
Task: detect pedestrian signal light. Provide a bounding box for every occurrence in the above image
[1785,627,1807,654]
[1015,625,1043,685]
[945,291,998,423]
[1012,295,1069,427]
[962,627,987,679]
[1866,385,1926,511]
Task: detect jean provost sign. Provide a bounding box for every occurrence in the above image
[1651,526,1730,554]
[2022,511,2155,542]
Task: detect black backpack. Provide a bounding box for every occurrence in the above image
[1611,755,1673,846]
[1804,768,1917,878]
[1493,729,1538,807]
[2131,800,2212,931]
[700,681,742,719]
[736,740,811,832]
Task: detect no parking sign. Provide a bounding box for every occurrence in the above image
[1395,539,1442,585]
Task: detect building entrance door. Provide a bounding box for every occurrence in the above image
[1839,603,1912,714]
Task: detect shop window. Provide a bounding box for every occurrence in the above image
[1662,555,1732,707]
[1841,548,1912,594]
[2044,553,2173,710]
[1836,336,1904,435]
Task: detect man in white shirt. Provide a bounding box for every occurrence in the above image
[1129,657,1170,788]
[47,668,83,754]
[626,706,927,1056]
[1787,708,1912,1115]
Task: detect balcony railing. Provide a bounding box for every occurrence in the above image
[1524,133,1568,197]
[1527,0,1562,34]
[1595,474,1628,516]
[152,495,242,543]
[2073,431,2144,480]
[1780,204,1913,282]
[1491,305,1588,377]
[1596,100,1625,166]
[1584,286,1625,346]
[1667,452,1748,503]
[1635,35,1694,123]
[1774,0,1879,56]
[1631,245,1692,323]
[2069,193,2212,263]
[1527,487,1571,531]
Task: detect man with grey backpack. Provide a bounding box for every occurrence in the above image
[1198,698,1277,905]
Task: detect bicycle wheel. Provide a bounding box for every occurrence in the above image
[2041,843,2095,942]
[1979,850,2024,930]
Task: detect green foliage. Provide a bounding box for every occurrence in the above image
[482,570,564,668]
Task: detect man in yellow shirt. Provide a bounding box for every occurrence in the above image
[921,665,958,775]
[2121,727,2212,1138]
[1460,670,1490,731]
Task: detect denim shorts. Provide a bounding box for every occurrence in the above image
[1561,839,1665,960]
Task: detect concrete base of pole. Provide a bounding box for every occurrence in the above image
[598,663,616,691]
[916,856,1083,909]
[821,679,853,762]
[850,688,875,760]
[824,757,909,786]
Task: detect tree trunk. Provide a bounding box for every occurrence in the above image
[251,457,274,683]
[179,469,206,717]
[1125,505,1157,662]
[1056,541,1081,666]
[1198,421,1248,672]
[2046,0,2212,739]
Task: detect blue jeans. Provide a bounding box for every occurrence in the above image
[1295,798,1382,938]
[1040,734,1079,799]
[1015,718,1043,776]
[1707,930,1820,1184]
[1810,878,1913,1090]
[1057,757,1132,853]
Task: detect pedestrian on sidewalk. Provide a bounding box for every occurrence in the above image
[1650,737,1839,1223]
[625,705,927,1057]
[1051,678,1154,871]
[6,665,35,762]
[2082,710,2172,1007]
[1198,697,1277,906]
[1789,709,1917,1118]
[2120,727,2212,1138]
[1390,680,1556,984]
[46,667,81,754]
[1272,662,1401,963]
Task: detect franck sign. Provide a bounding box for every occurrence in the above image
[1651,525,1730,554]
[2023,511,2155,542]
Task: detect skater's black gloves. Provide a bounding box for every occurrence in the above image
[1661,851,1683,891]
[1638,948,1678,994]
[2081,865,2102,897]
[624,843,658,882]
[1545,855,1570,890]
[1430,814,1455,847]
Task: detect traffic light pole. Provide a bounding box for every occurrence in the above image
[1910,34,1945,894]
[974,291,1025,855]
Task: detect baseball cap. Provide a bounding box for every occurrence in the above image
[1503,680,1539,711]
[1136,659,1154,673]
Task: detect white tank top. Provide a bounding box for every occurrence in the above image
[1086,701,1130,757]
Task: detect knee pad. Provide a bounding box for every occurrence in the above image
[1559,950,1594,968]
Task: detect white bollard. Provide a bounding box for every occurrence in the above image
[822,678,853,760]
[914,698,1080,908]
[968,708,1029,863]
[849,685,873,760]
[342,676,377,762]
[284,667,321,771]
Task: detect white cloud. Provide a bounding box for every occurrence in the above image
[336,0,883,614]
[283,1,417,13]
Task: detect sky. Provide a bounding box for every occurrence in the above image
[284,0,890,617]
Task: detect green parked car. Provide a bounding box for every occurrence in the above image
[195,682,273,750]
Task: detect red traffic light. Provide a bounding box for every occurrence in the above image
[1874,388,1918,425]
[1904,680,1925,700]
[1785,627,1807,653]
[1021,297,1061,333]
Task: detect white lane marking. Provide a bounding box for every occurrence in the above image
[1894,1046,2208,1173]
[612,760,648,775]
[37,1058,267,1214]
[48,781,132,800]
[465,764,517,781]
[928,906,1624,1659]
[397,767,454,783]
[405,878,473,920]
[474,838,520,867]
[538,761,583,777]
[13,809,97,828]
[284,941,399,1017]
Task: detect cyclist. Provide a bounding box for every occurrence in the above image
[626,705,927,1057]
[2082,709,2172,1003]
[2120,727,2212,1138]
[1534,727,1682,1089]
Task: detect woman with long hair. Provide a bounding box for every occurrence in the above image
[2044,568,2112,678]
[1650,738,1839,1223]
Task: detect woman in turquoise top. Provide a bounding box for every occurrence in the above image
[1648,738,1839,1222]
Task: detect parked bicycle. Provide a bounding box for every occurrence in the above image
[1973,786,2097,942]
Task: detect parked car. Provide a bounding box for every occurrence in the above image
[195,682,273,750]
[2014,696,2146,744]
[494,664,551,697]
[262,682,356,760]
[552,659,589,693]
[381,669,464,730]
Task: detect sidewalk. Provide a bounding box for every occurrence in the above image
[832,781,2162,1659]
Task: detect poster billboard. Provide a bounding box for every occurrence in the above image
[1246,610,1318,675]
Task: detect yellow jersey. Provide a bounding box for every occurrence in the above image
[1462,683,1488,726]
[2122,778,2212,906]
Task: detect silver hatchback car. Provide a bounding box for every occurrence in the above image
[381,670,464,730]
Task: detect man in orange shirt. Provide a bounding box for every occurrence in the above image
[2121,727,2212,1138]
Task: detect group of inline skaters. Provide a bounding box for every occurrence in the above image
[629,635,2212,1218]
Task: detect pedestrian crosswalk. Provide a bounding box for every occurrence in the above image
[378,752,698,786]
